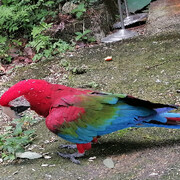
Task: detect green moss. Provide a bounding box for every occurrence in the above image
[1,32,180,179]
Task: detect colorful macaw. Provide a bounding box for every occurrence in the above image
[0,79,180,164]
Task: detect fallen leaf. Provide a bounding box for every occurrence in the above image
[41,164,49,167]
[103,158,114,168]
[24,47,35,59]
[149,172,158,176]
[8,47,19,58]
[28,144,38,150]
[88,156,96,162]
[89,156,96,160]
[44,155,51,159]
[41,164,55,167]
[16,151,42,159]
[12,171,19,175]
[104,56,112,61]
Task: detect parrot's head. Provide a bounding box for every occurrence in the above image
[0,79,52,118]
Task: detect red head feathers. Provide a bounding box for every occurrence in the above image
[0,79,59,117]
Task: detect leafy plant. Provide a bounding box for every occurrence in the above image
[30,39,73,61]
[27,22,73,61]
[71,66,87,74]
[0,0,60,36]
[28,22,52,53]
[75,29,95,42]
[0,116,37,161]
[0,36,12,62]
[52,39,74,54]
[72,0,99,6]
[0,0,97,63]
[0,36,9,60]
[60,59,70,68]
[71,3,86,19]
[87,81,99,88]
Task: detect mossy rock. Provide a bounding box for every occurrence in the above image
[56,4,115,42]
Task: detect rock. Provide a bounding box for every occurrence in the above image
[16,151,42,159]
[56,4,115,42]
[88,156,96,162]
[103,158,114,169]
[89,156,96,160]
[62,2,77,14]
[41,164,49,167]
[149,172,159,176]
[146,0,180,35]
[44,155,51,159]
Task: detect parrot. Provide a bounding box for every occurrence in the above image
[0,79,180,164]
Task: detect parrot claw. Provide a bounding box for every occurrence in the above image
[59,144,77,149]
[57,152,84,164]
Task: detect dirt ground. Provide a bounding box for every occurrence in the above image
[0,0,180,179]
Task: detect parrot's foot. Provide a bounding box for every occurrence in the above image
[57,152,84,164]
[59,144,77,149]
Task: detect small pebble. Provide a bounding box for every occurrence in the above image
[89,156,96,160]
[44,155,51,159]
[149,172,158,176]
[41,164,49,167]
[103,158,114,169]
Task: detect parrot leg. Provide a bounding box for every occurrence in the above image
[59,144,77,149]
[57,151,84,164]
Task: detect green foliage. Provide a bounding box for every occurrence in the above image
[87,81,99,88]
[28,22,52,53]
[0,0,61,35]
[32,39,73,61]
[0,0,63,62]
[0,35,10,62]
[71,66,87,74]
[27,22,73,61]
[71,3,86,19]
[0,36,26,63]
[72,0,99,6]
[0,0,97,63]
[60,59,70,68]
[52,39,74,54]
[0,0,96,37]
[71,1,99,19]
[0,116,37,161]
[75,29,95,42]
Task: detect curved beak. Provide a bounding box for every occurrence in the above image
[1,106,30,119]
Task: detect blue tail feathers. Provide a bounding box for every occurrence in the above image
[142,111,180,128]
[122,95,180,128]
